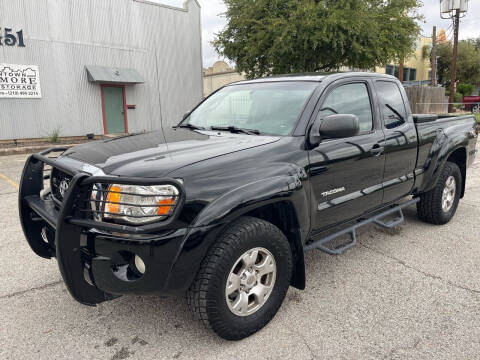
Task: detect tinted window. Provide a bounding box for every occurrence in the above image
[376,81,407,129]
[319,83,373,133]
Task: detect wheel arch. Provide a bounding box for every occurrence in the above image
[446,147,467,198]
[420,139,468,197]
[243,201,306,290]
[190,175,310,290]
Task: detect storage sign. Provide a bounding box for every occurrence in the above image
[0,64,42,98]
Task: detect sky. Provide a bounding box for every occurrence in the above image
[161,0,480,68]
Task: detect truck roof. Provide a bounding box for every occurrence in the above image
[234,71,397,85]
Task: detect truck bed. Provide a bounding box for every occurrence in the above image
[414,114,477,195]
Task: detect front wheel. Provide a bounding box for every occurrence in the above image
[187,217,292,340]
[417,161,462,225]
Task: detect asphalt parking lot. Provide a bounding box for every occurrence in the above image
[1,152,479,360]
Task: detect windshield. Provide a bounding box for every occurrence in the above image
[183,82,318,136]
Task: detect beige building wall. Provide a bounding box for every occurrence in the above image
[375,37,433,81]
[203,61,246,96]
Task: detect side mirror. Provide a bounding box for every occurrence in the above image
[309,114,360,147]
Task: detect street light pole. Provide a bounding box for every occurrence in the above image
[448,9,460,113]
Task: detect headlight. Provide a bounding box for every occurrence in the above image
[93,184,180,225]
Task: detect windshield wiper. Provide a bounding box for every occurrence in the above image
[210,126,261,135]
[173,123,206,130]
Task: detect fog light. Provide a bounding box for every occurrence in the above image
[134,255,146,274]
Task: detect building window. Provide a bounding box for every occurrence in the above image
[385,65,416,81]
[409,68,417,81]
[386,65,395,76]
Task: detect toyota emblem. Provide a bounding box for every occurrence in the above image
[59,180,70,197]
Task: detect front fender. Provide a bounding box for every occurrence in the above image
[191,174,310,234]
[166,174,310,292]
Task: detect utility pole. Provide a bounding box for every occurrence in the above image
[431,26,437,87]
[448,10,460,113]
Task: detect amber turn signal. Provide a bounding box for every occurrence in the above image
[105,185,122,214]
[157,198,176,216]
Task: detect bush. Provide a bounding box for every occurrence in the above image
[47,128,61,143]
[454,92,463,104]
[474,113,480,124]
[457,83,475,97]
[445,88,463,102]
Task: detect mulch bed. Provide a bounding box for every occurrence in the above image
[0,139,91,149]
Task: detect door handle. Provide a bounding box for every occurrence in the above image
[369,144,384,156]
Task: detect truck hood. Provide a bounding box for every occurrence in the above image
[60,129,280,178]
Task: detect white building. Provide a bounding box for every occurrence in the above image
[0,0,203,140]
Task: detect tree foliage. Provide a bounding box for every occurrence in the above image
[213,0,423,79]
[436,39,480,86]
[457,82,475,97]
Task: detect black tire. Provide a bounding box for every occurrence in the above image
[417,161,462,225]
[187,216,293,340]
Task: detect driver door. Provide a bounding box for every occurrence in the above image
[308,79,386,232]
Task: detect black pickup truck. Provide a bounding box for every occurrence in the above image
[19,73,477,340]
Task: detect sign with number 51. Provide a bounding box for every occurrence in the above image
[0,28,26,47]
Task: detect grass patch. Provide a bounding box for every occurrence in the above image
[47,128,61,143]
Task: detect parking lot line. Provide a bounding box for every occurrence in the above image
[0,171,19,190]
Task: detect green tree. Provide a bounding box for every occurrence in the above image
[213,0,423,79]
[436,39,480,86]
[457,82,475,97]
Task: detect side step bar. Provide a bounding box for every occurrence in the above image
[304,198,420,255]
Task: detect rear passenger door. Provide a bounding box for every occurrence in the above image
[374,80,418,203]
[308,79,386,232]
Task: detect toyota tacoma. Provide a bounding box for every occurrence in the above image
[19,73,478,340]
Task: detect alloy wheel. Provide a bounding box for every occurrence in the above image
[225,247,277,316]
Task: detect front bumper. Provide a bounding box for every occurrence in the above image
[19,149,213,305]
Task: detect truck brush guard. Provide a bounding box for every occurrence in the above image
[19,148,186,305]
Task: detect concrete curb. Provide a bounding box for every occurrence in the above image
[0,144,75,157]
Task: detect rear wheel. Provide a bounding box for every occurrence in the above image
[417,161,462,225]
[187,216,292,340]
